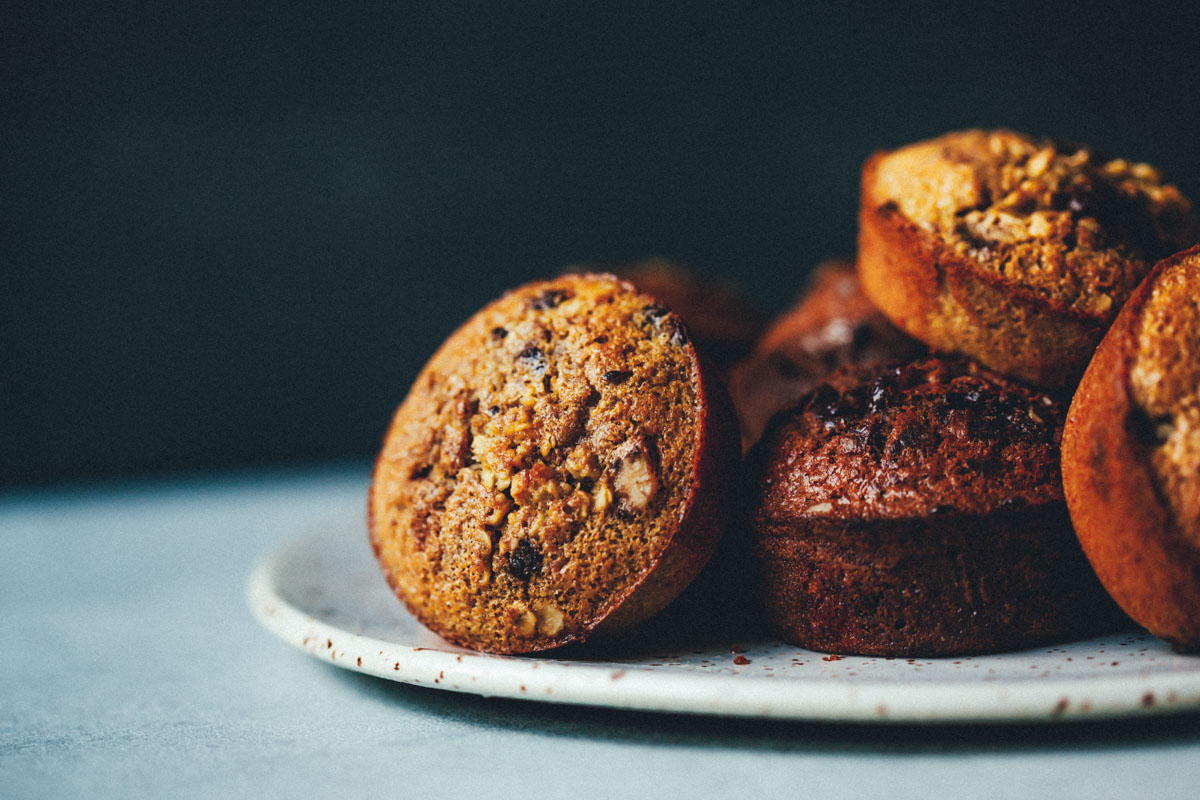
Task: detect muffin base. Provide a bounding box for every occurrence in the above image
[756,505,1126,657]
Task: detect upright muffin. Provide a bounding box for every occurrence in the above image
[370,273,739,653]
[747,356,1124,657]
[1062,244,1200,651]
[859,129,1197,387]
[728,260,924,450]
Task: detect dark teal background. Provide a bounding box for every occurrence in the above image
[6,2,1200,485]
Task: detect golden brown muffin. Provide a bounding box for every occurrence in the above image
[1062,244,1200,652]
[747,356,1125,657]
[859,129,1198,387]
[728,260,924,450]
[369,273,739,653]
[609,258,765,373]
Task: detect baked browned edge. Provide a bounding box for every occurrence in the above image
[753,507,1108,658]
[858,150,1104,387]
[747,357,1124,657]
[367,274,741,652]
[1062,244,1200,651]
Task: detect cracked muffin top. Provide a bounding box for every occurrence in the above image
[869,129,1197,321]
[369,273,733,653]
[751,356,1066,523]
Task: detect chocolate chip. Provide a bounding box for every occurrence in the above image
[807,383,845,428]
[507,538,543,581]
[491,326,508,341]
[516,345,548,376]
[529,289,571,310]
[410,464,432,480]
[944,388,983,410]
[602,370,632,385]
[638,303,689,346]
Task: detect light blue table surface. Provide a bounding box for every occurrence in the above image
[4,465,1200,799]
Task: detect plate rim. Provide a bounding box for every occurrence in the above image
[248,529,1200,724]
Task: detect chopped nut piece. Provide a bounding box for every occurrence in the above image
[1026,147,1054,178]
[612,437,660,511]
[509,605,536,637]
[593,478,614,513]
[564,446,602,480]
[483,492,513,527]
[965,209,1030,244]
[565,489,592,517]
[510,462,569,506]
[1027,212,1053,239]
[534,603,565,636]
[805,502,834,514]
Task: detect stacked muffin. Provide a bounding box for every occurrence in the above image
[370,129,1200,656]
[744,129,1197,655]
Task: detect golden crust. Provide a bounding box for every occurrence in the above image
[859,130,1198,387]
[1062,244,1200,651]
[369,273,738,653]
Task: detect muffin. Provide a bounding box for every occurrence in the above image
[369,273,739,653]
[1062,244,1200,651]
[859,129,1197,387]
[747,356,1124,657]
[610,258,765,373]
[728,260,924,450]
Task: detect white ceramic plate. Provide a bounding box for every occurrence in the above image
[248,518,1200,723]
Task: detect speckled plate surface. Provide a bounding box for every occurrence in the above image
[248,519,1200,723]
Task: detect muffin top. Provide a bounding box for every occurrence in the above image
[1127,246,1200,546]
[370,273,711,651]
[869,129,1197,320]
[751,357,1065,523]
